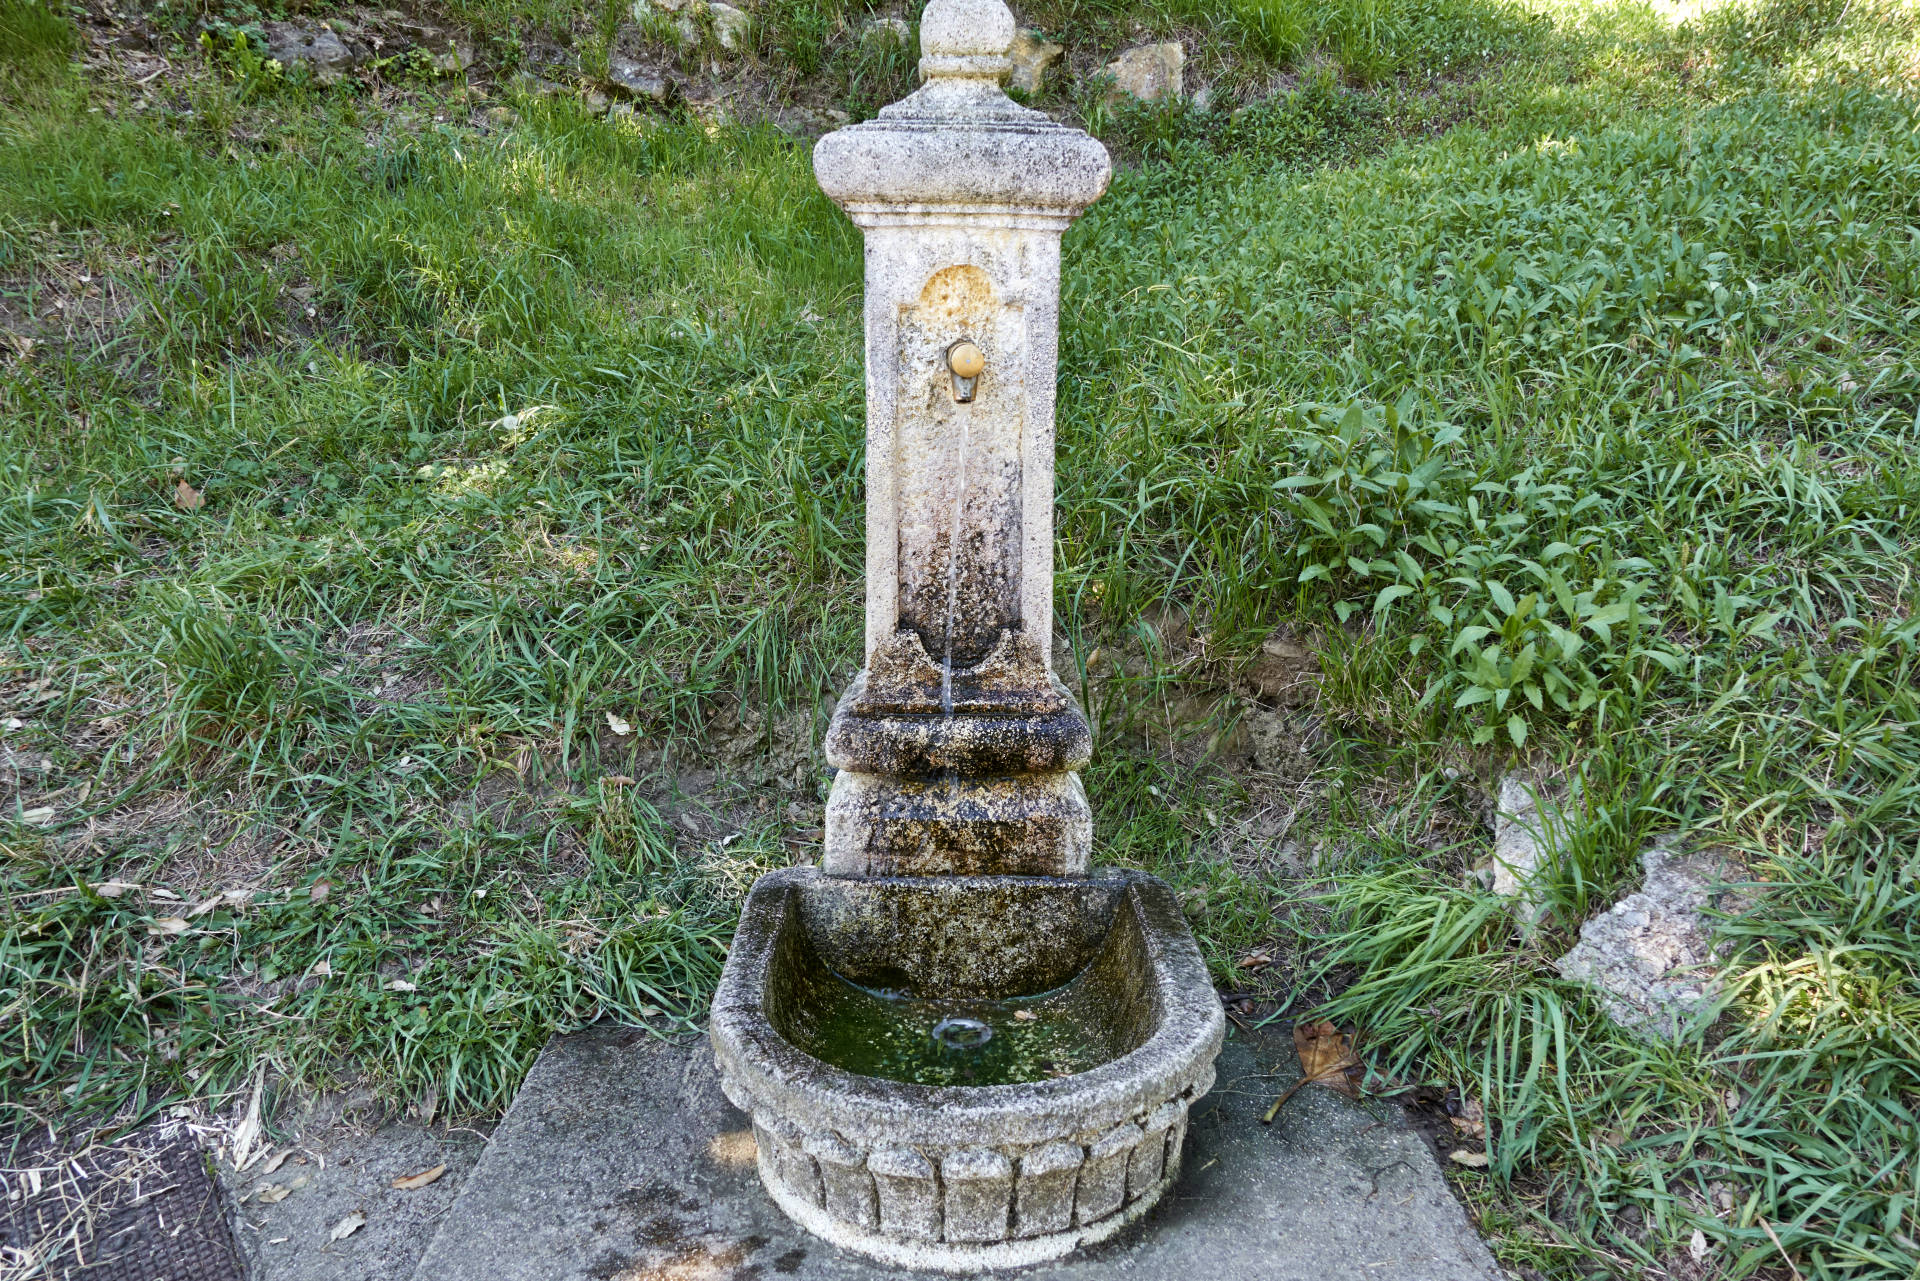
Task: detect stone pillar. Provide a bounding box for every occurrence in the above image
[813,0,1111,879]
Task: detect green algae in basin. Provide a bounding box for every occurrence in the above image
[780,967,1138,1086]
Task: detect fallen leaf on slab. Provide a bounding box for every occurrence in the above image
[1261,1020,1364,1122]
[173,479,204,510]
[1448,1149,1489,1168]
[258,1149,291,1176]
[148,917,190,935]
[328,1211,365,1242]
[1012,1009,1039,1022]
[391,1164,446,1190]
[309,879,332,904]
[256,1182,293,1204]
[605,711,633,736]
[384,979,417,992]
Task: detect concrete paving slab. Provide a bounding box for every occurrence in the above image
[223,1119,487,1281]
[413,1022,1503,1280]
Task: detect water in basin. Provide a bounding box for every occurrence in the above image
[779,962,1139,1086]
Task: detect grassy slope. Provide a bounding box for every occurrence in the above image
[2,0,1919,1276]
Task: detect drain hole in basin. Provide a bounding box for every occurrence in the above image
[931,1017,993,1051]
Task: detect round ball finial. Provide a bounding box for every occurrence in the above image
[918,0,1015,81]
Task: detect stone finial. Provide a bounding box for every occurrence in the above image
[918,0,1016,81]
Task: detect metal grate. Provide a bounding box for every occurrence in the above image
[1,1121,244,1281]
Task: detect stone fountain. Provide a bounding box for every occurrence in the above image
[709,0,1225,1268]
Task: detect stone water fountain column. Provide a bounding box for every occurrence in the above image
[814,0,1110,880]
[709,1,1224,1269]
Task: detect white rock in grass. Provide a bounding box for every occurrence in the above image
[1103,41,1183,102]
[1555,841,1744,1041]
[1008,28,1063,94]
[862,16,913,46]
[708,2,750,50]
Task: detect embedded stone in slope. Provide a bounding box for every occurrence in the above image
[1104,42,1184,101]
[1555,841,1745,1041]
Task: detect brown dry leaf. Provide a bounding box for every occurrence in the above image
[1449,1097,1486,1139]
[391,1164,446,1191]
[309,878,332,904]
[148,916,190,936]
[1448,1149,1490,1168]
[1236,953,1272,970]
[309,959,333,978]
[1293,1020,1362,1099]
[258,1149,291,1176]
[328,1210,366,1242]
[603,774,635,786]
[256,1182,293,1204]
[1261,1020,1364,1122]
[173,479,204,510]
[93,880,140,898]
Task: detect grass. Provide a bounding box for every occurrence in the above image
[2,0,1918,1276]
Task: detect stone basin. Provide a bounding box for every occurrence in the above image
[710,867,1224,1271]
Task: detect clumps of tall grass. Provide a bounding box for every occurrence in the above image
[1228,0,1543,82]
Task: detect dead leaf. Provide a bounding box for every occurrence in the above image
[309,959,333,977]
[605,711,633,736]
[328,1211,366,1242]
[258,1149,291,1176]
[93,880,139,898]
[1012,1009,1038,1022]
[1448,1149,1489,1168]
[603,774,635,786]
[1449,1096,1486,1139]
[148,917,190,935]
[1236,953,1272,969]
[1690,1229,1709,1261]
[309,878,332,904]
[391,1163,446,1190]
[19,806,56,825]
[385,978,417,992]
[173,479,204,510]
[1262,1020,1363,1122]
[256,1182,293,1203]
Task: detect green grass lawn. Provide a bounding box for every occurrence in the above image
[2,0,1918,1275]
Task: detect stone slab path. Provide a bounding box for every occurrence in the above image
[406,1022,1503,1281]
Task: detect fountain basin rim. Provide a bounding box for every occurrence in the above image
[711,867,1224,1151]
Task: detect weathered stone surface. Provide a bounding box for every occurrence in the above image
[1104,41,1184,101]
[262,23,356,82]
[710,868,1223,1268]
[1239,624,1318,705]
[1008,27,1064,93]
[1556,841,1743,1040]
[1477,772,1579,926]
[408,1024,1503,1280]
[809,0,1111,881]
[861,16,913,45]
[708,1,750,49]
[605,57,668,100]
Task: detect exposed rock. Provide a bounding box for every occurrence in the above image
[1485,774,1561,900]
[1104,41,1183,102]
[1239,625,1318,706]
[262,22,357,83]
[581,88,611,114]
[1556,842,1743,1040]
[606,57,669,101]
[1008,28,1063,94]
[431,43,474,74]
[772,104,850,138]
[862,16,913,45]
[708,2,750,50]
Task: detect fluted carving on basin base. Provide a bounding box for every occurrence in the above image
[730,1080,1201,1271]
